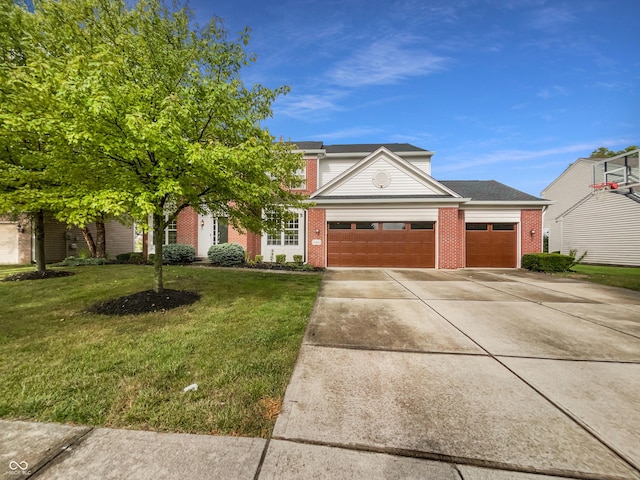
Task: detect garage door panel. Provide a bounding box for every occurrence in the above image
[328,222,435,268]
[466,224,516,268]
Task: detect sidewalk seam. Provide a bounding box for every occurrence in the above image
[252,438,271,480]
[28,427,95,479]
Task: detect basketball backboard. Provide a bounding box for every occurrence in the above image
[592,149,639,192]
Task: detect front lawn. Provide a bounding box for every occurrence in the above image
[565,264,640,291]
[0,265,322,436]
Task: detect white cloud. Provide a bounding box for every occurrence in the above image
[537,86,568,99]
[328,36,450,87]
[274,92,345,120]
[314,126,386,141]
[529,6,576,31]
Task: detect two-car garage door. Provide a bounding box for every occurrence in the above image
[326,220,517,268]
[327,221,435,268]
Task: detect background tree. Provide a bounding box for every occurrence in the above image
[590,145,639,158]
[20,0,305,292]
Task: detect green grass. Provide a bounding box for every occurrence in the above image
[0,264,322,436]
[563,264,640,291]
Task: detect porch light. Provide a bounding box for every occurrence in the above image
[200,219,205,228]
[16,224,24,233]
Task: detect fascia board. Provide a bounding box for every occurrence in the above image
[461,200,554,207]
[312,197,470,206]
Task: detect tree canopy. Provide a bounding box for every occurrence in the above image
[590,145,639,158]
[1,0,305,290]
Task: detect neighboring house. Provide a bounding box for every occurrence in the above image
[176,142,549,268]
[0,213,134,265]
[541,151,640,266]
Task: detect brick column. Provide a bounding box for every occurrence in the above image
[176,207,198,250]
[307,208,326,267]
[521,209,542,255]
[438,207,464,269]
[228,227,261,260]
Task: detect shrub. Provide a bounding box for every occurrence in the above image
[208,243,245,266]
[254,255,264,263]
[293,255,303,265]
[522,253,576,272]
[162,244,196,264]
[56,256,108,266]
[116,252,131,262]
[275,254,286,265]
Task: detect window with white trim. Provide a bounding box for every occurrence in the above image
[266,212,300,246]
[165,218,177,245]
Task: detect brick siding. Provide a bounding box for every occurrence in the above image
[307,208,326,267]
[521,209,543,255]
[438,208,464,269]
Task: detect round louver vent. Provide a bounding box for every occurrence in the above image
[373,170,391,188]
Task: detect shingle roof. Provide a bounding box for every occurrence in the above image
[287,141,324,150]
[325,143,427,153]
[440,180,544,201]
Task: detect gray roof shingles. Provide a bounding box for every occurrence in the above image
[441,180,544,201]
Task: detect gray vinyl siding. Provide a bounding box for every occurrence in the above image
[541,159,596,252]
[560,193,640,266]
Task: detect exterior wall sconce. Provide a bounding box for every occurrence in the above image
[16,224,24,233]
[530,229,535,236]
[314,229,320,235]
[200,219,205,228]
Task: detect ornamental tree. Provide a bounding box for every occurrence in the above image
[7,0,306,291]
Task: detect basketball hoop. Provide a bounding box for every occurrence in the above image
[590,182,617,201]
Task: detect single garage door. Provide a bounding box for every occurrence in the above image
[327,221,435,267]
[466,223,517,268]
[0,223,19,264]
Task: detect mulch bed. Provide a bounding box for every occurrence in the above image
[1,270,75,282]
[88,289,200,316]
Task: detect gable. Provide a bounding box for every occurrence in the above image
[312,147,457,198]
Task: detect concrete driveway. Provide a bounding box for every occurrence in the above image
[272,268,640,479]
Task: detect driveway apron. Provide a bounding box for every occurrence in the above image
[272,268,640,479]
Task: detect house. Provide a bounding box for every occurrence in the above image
[541,149,640,266]
[175,142,549,268]
[0,213,134,265]
[2,142,549,268]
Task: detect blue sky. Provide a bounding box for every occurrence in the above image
[189,0,639,196]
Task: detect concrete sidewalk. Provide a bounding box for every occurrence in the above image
[2,268,639,479]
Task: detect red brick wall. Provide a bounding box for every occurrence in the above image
[521,209,542,255]
[176,207,198,250]
[307,208,326,267]
[227,226,261,260]
[438,208,464,269]
[301,157,318,195]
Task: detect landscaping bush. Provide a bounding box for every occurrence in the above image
[522,253,575,272]
[117,252,147,264]
[275,254,286,265]
[208,243,245,266]
[56,256,108,267]
[162,244,196,264]
[116,252,131,262]
[254,255,264,263]
[293,255,303,265]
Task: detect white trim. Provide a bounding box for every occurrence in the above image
[313,197,470,206]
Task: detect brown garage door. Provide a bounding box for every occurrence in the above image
[466,223,517,267]
[327,221,435,267]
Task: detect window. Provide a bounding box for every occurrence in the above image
[492,223,515,231]
[267,212,300,246]
[355,222,378,230]
[410,222,434,230]
[284,217,299,245]
[466,223,488,231]
[382,222,405,230]
[165,218,177,244]
[292,167,306,189]
[328,222,351,230]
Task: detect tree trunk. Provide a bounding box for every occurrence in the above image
[33,210,46,273]
[96,217,106,258]
[153,212,164,293]
[142,231,148,259]
[80,227,97,257]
